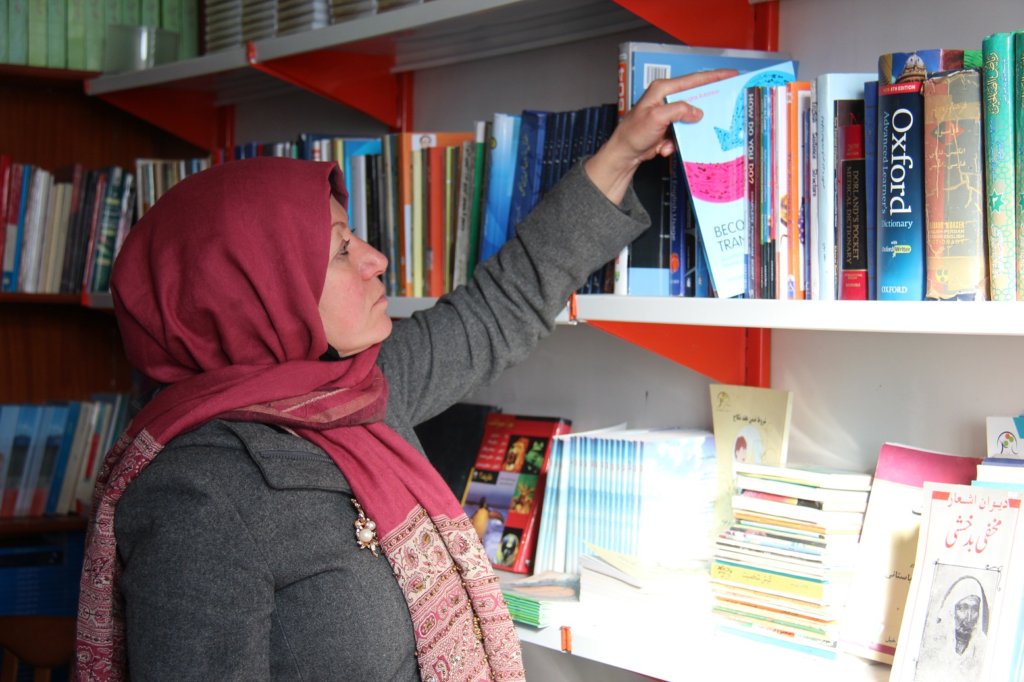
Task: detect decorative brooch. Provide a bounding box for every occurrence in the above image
[352,498,380,557]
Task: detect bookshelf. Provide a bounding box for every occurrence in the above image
[6,0,1022,679]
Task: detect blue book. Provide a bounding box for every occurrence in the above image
[478,113,521,263]
[0,406,19,500]
[45,401,81,515]
[877,50,972,300]
[4,404,41,517]
[668,154,689,296]
[667,62,796,299]
[863,80,879,299]
[507,109,550,236]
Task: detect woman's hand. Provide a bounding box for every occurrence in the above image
[584,68,738,205]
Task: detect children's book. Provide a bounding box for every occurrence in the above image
[708,383,794,531]
[460,412,571,574]
[667,61,796,298]
[985,415,1024,459]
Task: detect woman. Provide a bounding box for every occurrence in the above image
[75,69,734,681]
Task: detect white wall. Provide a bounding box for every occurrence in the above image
[779,0,1024,80]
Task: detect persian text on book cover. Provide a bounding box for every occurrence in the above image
[708,383,793,530]
[667,61,795,299]
[460,414,570,574]
[891,485,1024,682]
[839,442,981,664]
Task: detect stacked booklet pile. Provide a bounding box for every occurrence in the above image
[533,426,717,576]
[709,461,873,658]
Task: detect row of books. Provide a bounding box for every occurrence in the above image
[668,32,1024,302]
[0,395,128,520]
[532,425,718,577]
[1,0,199,71]
[0,158,135,294]
[132,103,619,299]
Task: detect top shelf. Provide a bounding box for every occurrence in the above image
[82,0,771,146]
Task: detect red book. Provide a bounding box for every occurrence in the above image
[460,412,571,574]
[838,119,868,299]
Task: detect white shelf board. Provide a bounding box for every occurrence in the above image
[87,0,643,99]
[387,296,572,324]
[574,295,1024,336]
[515,607,890,681]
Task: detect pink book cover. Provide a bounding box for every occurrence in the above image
[840,442,982,663]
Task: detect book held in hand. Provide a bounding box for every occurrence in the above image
[666,61,796,298]
[460,413,570,574]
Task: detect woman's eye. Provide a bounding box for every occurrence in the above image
[336,239,351,258]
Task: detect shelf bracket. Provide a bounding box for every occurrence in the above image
[247,43,400,128]
[584,320,771,387]
[612,0,777,50]
[92,87,233,151]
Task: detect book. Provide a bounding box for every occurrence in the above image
[615,41,791,297]
[922,67,987,300]
[413,402,498,500]
[2,404,41,518]
[460,412,571,574]
[985,415,1024,458]
[877,49,975,301]
[667,61,796,299]
[982,32,1017,301]
[709,383,794,531]
[837,108,867,299]
[811,72,875,300]
[840,442,983,664]
[733,471,870,512]
[477,113,520,264]
[730,491,865,531]
[862,80,879,299]
[891,484,1024,682]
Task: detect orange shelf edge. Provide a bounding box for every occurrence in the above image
[93,87,234,151]
[584,320,771,387]
[612,0,779,50]
[249,45,400,128]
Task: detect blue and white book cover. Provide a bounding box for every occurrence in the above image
[667,61,796,299]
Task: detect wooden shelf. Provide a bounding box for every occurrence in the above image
[0,515,86,538]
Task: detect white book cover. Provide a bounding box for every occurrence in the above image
[667,61,795,298]
[891,483,1024,682]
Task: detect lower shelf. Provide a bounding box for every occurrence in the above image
[514,600,890,681]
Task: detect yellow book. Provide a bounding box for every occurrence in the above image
[709,383,794,531]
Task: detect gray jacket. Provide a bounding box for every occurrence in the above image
[115,162,649,681]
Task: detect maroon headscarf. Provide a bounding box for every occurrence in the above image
[75,157,524,681]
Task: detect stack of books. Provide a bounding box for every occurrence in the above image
[709,461,872,658]
[533,426,717,576]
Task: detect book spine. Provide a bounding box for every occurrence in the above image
[745,86,760,299]
[507,110,547,238]
[983,33,1018,300]
[877,81,925,300]
[8,0,28,64]
[922,69,987,300]
[83,0,104,72]
[478,114,519,264]
[45,0,65,68]
[862,81,878,299]
[1016,32,1024,299]
[26,0,46,67]
[838,122,867,299]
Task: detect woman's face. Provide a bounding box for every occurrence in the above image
[318,197,392,356]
